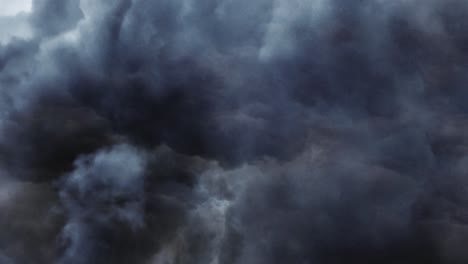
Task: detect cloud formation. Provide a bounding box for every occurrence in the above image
[2,0,468,263]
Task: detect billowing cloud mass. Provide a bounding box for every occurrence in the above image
[2,0,468,263]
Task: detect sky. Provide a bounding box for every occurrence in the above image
[2,0,468,263]
[0,0,31,16]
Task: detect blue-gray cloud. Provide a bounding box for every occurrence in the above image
[2,0,468,263]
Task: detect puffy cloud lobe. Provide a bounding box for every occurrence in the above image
[30,0,83,37]
[2,0,468,263]
[57,144,146,264]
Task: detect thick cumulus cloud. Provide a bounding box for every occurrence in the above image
[2,0,468,263]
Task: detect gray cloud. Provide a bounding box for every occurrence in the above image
[2,0,468,263]
[57,144,146,264]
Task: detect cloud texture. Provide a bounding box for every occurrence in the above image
[2,0,468,263]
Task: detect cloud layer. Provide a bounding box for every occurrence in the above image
[2,0,468,263]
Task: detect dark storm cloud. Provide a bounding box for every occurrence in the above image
[2,0,468,263]
[30,0,83,37]
[57,144,147,264]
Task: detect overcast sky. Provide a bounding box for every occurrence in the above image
[0,0,31,16]
[2,1,468,263]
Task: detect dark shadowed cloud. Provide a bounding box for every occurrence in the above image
[2,0,468,263]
